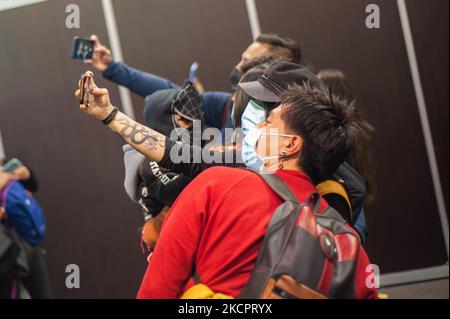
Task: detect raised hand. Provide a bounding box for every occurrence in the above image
[84,34,113,72]
[10,165,31,181]
[75,71,115,120]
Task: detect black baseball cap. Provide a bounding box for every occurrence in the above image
[238,61,323,103]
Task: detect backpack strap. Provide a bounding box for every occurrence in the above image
[316,179,352,213]
[0,181,12,209]
[306,192,321,214]
[259,173,323,213]
[258,173,299,203]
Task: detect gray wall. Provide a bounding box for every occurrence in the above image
[0,0,447,298]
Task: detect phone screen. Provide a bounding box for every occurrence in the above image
[2,158,23,173]
[189,62,199,82]
[71,36,94,60]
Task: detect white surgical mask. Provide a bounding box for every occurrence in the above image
[242,126,295,173]
[241,100,266,136]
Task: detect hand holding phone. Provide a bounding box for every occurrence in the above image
[78,72,92,105]
[76,71,115,121]
[2,158,31,181]
[73,35,113,72]
[2,158,23,173]
[71,36,95,60]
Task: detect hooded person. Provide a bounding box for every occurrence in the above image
[143,80,205,144]
[123,82,204,252]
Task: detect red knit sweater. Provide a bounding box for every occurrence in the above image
[137,167,377,299]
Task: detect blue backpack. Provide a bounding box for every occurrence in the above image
[0,181,46,246]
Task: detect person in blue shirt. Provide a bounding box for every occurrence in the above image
[84,33,302,130]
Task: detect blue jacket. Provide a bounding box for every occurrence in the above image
[103,61,233,130]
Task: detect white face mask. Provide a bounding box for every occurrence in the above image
[241,100,266,136]
[242,126,295,173]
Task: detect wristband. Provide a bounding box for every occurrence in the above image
[102,106,119,125]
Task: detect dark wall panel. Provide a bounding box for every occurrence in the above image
[112,0,253,124]
[256,0,447,273]
[0,0,146,298]
[406,0,449,214]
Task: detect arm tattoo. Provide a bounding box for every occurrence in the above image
[116,115,165,152]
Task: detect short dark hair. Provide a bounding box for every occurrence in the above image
[317,68,355,101]
[280,84,367,183]
[256,33,302,64]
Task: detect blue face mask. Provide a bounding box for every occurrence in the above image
[242,126,295,172]
[241,100,266,136]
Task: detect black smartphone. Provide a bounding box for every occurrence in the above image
[71,36,94,60]
[78,74,90,105]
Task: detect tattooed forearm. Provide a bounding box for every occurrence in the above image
[109,113,166,161]
[117,116,164,151]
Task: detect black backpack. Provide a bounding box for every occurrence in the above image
[316,162,366,225]
[239,173,361,299]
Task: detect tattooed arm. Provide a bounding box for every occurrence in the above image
[75,71,167,162]
[108,112,166,161]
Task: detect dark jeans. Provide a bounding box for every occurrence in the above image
[0,238,52,299]
[22,246,52,298]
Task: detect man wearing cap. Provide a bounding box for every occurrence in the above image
[238,61,323,102]
[237,62,369,240]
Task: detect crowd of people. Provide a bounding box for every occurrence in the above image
[1,32,378,299]
[77,32,377,299]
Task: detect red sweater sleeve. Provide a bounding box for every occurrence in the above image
[136,168,247,298]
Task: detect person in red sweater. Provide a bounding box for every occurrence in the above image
[136,84,377,299]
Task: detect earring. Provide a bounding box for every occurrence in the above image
[278,151,288,169]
